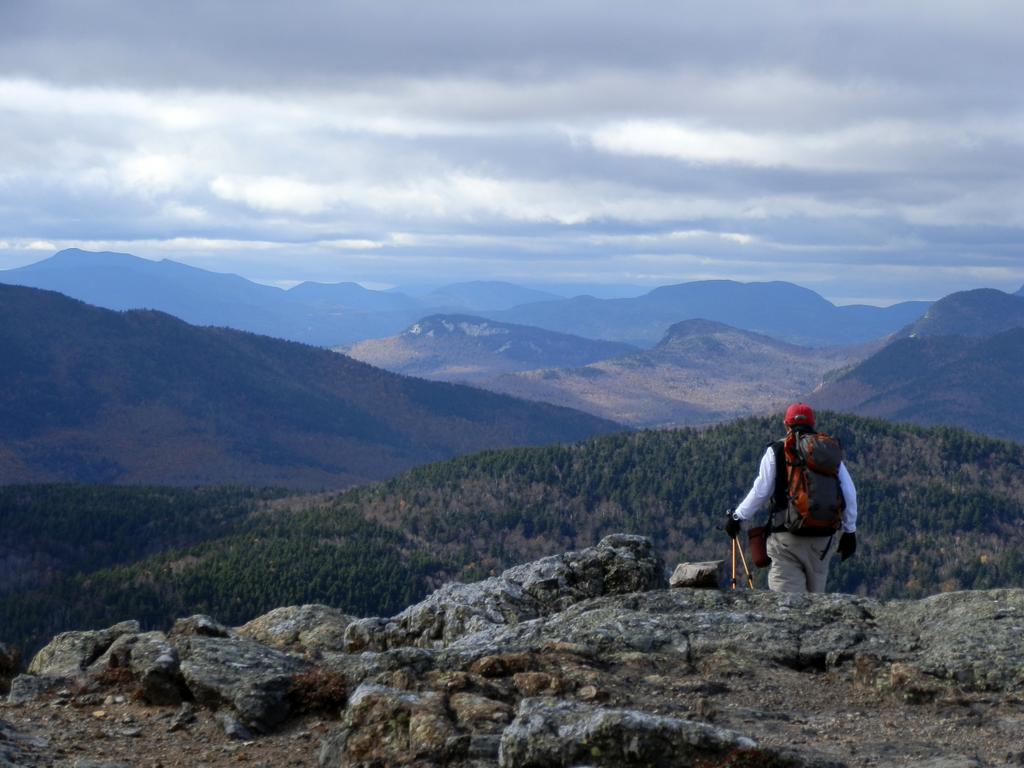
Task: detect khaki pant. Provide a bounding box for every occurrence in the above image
[766,531,834,593]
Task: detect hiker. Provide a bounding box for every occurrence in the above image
[725,403,857,593]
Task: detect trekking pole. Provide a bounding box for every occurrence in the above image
[730,538,738,589]
[735,540,755,590]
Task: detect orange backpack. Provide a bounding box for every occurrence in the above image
[780,431,845,533]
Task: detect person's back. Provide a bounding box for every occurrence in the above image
[725,404,858,593]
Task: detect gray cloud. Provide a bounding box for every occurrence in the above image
[0,1,1022,302]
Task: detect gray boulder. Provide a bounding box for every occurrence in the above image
[215,710,256,741]
[88,631,184,705]
[345,534,665,652]
[318,683,459,768]
[176,635,310,732]
[237,604,357,655]
[5,674,70,705]
[26,621,139,678]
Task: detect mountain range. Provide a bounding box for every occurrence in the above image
[2,250,930,349]
[6,247,1022,447]
[0,250,578,347]
[486,280,931,347]
[343,315,637,382]
[415,281,563,311]
[0,284,619,488]
[483,319,871,426]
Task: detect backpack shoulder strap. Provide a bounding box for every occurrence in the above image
[769,439,787,517]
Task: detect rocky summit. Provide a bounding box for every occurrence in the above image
[3,535,1024,767]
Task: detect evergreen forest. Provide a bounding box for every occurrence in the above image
[3,413,1023,659]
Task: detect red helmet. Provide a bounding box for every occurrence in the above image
[784,403,815,428]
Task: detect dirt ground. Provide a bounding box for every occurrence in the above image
[5,653,1024,767]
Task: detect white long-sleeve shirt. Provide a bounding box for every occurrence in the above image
[733,445,858,533]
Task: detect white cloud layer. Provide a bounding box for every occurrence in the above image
[0,2,1022,301]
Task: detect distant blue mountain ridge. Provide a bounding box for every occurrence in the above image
[1,248,932,348]
[485,280,931,347]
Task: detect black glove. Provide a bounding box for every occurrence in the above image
[838,532,856,561]
[724,510,741,539]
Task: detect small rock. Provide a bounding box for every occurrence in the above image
[449,692,513,728]
[890,662,943,704]
[468,733,502,760]
[513,672,557,697]
[168,702,197,732]
[216,710,256,741]
[577,684,602,701]
[669,561,725,589]
[471,653,534,678]
[169,614,232,638]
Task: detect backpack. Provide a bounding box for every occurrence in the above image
[772,431,845,533]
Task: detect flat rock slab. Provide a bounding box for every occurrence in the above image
[497,697,833,768]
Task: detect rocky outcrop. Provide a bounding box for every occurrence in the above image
[26,620,139,678]
[344,534,665,653]
[8,536,1024,767]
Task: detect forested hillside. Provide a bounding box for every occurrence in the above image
[0,283,619,488]
[810,329,1024,442]
[0,485,286,599]
[3,414,1023,657]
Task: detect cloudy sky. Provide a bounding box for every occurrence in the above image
[1,1,1022,303]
